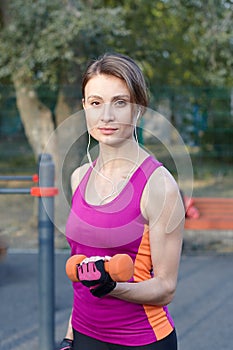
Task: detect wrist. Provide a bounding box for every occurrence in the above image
[90,280,116,298]
[59,338,73,350]
[109,281,121,295]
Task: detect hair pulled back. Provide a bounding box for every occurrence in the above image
[82,53,148,109]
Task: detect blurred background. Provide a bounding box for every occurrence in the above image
[0,0,232,249]
[0,2,233,350]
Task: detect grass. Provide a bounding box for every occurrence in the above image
[0,136,36,174]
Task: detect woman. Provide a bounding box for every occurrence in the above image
[64,53,184,349]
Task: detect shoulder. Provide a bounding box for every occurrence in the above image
[70,163,90,195]
[141,166,184,229]
[142,164,179,199]
[148,166,179,193]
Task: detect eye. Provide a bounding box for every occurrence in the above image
[114,100,128,107]
[90,101,101,107]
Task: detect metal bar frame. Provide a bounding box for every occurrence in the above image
[0,154,56,350]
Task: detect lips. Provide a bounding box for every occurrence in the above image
[98,127,118,135]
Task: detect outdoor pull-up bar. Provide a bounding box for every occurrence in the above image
[0,153,58,350]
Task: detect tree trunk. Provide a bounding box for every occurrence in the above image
[55,86,87,180]
[13,76,58,165]
[53,88,87,232]
[13,75,87,233]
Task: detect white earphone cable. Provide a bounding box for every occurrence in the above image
[86,112,140,204]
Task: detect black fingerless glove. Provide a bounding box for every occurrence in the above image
[77,259,116,297]
[59,338,73,350]
[89,280,116,298]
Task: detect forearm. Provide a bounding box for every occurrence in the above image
[109,276,176,306]
[65,312,73,340]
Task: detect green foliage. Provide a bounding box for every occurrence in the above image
[0,0,128,88]
[179,0,233,86]
[0,0,232,161]
[117,0,233,87]
[1,0,232,88]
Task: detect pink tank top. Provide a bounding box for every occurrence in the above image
[66,156,175,346]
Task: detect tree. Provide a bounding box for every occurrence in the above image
[115,0,233,88]
[115,0,233,150]
[0,0,128,165]
[0,0,232,165]
[0,0,129,228]
[177,0,233,87]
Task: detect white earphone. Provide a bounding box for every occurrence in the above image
[136,107,142,121]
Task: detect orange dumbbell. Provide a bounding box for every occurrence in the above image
[65,254,134,283]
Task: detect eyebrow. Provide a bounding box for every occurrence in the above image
[112,94,131,101]
[87,94,131,102]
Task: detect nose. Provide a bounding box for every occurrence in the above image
[100,103,114,123]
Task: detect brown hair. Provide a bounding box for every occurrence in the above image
[82,53,148,108]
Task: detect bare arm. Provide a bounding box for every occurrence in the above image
[64,312,73,340]
[71,163,89,195]
[110,167,184,306]
[63,164,89,341]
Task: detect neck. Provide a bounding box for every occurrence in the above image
[86,138,149,205]
[96,139,140,175]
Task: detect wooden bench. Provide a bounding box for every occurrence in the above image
[184,197,233,230]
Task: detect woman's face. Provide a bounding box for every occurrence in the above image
[83,74,137,146]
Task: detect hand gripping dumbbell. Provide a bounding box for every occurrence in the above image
[65,254,134,283]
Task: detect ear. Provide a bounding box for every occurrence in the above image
[82,98,86,110]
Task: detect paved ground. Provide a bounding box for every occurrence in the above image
[0,250,233,350]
